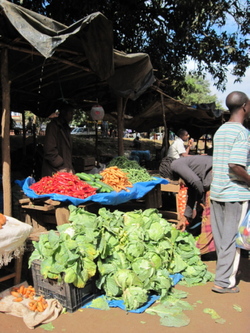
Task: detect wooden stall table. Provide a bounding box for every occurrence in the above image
[19,177,167,237]
[160,179,181,223]
[19,197,59,234]
[0,216,32,285]
[19,197,99,236]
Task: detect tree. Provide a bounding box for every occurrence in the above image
[12,0,250,97]
[180,75,224,109]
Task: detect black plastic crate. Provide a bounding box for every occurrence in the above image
[31,260,99,312]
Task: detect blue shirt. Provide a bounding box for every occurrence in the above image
[210,122,250,202]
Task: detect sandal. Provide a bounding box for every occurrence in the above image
[211,286,240,294]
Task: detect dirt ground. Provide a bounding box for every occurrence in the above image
[0,257,249,333]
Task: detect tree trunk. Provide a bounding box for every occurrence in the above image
[1,48,12,216]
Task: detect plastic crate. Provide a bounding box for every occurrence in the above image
[31,260,99,312]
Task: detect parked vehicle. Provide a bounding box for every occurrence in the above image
[71,127,86,135]
[71,127,95,136]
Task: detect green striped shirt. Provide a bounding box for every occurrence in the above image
[210,122,250,202]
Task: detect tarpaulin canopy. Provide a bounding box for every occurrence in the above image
[123,94,225,136]
[0,0,154,117]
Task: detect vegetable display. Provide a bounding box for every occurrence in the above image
[100,166,133,192]
[29,206,213,311]
[10,284,48,312]
[108,156,142,169]
[30,172,97,199]
[108,156,153,183]
[76,172,114,193]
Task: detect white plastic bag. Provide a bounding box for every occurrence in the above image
[236,210,250,250]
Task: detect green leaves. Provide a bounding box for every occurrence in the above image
[123,286,148,311]
[203,308,226,324]
[64,264,78,284]
[29,206,213,311]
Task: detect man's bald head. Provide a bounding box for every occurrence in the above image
[226,91,249,113]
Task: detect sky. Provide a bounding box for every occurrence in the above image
[186,60,250,108]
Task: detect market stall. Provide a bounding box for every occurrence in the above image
[0,162,215,329]
[0,0,154,215]
[17,164,168,232]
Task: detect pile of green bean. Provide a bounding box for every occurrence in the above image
[122,168,153,183]
[107,155,153,183]
[108,156,142,169]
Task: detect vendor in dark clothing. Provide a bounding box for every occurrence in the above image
[160,154,212,231]
[171,155,213,231]
[42,104,75,177]
[133,136,141,149]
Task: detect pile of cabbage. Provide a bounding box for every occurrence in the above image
[29,205,213,311]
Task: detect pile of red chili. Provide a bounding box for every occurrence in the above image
[30,172,96,199]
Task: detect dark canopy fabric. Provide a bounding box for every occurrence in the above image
[0,0,154,117]
[124,99,224,134]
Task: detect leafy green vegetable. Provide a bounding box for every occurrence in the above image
[203,308,226,324]
[86,296,110,310]
[233,304,242,312]
[123,286,148,311]
[29,205,213,310]
[146,303,190,327]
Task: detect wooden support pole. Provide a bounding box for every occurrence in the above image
[22,111,26,157]
[1,48,12,215]
[161,93,168,157]
[117,97,124,156]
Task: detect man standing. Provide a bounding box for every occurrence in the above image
[210,91,250,293]
[42,103,75,177]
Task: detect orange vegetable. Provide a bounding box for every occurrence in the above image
[13,297,23,302]
[10,283,48,312]
[18,285,25,295]
[31,301,38,311]
[100,166,132,192]
[0,213,6,228]
[37,302,44,312]
[177,186,188,218]
[11,291,22,298]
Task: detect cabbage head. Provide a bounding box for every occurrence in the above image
[114,269,143,290]
[145,252,162,270]
[123,286,148,310]
[147,222,164,241]
[131,258,155,281]
[124,241,145,261]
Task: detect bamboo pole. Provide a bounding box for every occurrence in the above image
[117,97,128,156]
[1,48,12,215]
[0,42,90,72]
[161,94,169,157]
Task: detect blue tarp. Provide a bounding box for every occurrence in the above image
[17,177,169,206]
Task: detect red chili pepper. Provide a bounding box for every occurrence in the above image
[30,172,96,199]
